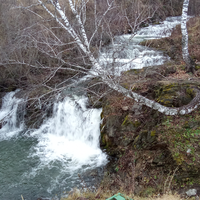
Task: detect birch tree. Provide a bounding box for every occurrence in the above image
[8,0,200,116]
[181,0,195,72]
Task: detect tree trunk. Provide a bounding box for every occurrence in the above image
[181,0,195,73]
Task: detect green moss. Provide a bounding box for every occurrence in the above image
[121,115,129,126]
[140,187,156,197]
[159,114,200,168]
[157,94,174,107]
[174,153,184,165]
[100,110,104,119]
[121,115,133,126]
[155,83,197,107]
[133,119,141,127]
[101,133,111,149]
[122,115,141,128]
[101,133,106,145]
[121,82,129,89]
[195,65,200,70]
[186,87,195,97]
[155,83,178,106]
[150,130,156,137]
[133,135,140,144]
[183,121,190,128]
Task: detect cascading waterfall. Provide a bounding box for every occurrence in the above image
[29,96,107,171]
[99,16,184,75]
[135,16,183,38]
[0,94,107,200]
[0,90,24,139]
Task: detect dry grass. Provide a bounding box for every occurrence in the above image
[61,193,183,200]
[135,194,182,200]
[166,67,191,80]
[60,190,183,200]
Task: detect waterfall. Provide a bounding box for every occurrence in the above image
[0,90,24,140]
[135,16,183,38]
[29,96,107,170]
[0,92,107,200]
[98,16,184,75]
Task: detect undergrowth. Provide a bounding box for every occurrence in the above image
[60,190,183,200]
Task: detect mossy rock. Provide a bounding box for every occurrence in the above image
[103,114,124,138]
[101,133,112,148]
[121,115,141,128]
[155,82,195,107]
[133,130,157,149]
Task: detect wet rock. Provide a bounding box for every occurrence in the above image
[122,106,129,111]
[106,115,123,137]
[133,130,157,149]
[186,189,197,197]
[132,103,142,115]
[90,170,98,177]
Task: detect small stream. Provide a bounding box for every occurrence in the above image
[98,16,182,75]
[0,16,182,200]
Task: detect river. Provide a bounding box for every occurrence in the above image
[0,16,183,200]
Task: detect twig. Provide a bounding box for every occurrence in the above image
[167,166,179,193]
[163,171,171,194]
[164,166,179,194]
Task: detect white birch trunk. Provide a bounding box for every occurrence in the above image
[181,0,195,72]
[81,0,86,25]
[101,76,200,116]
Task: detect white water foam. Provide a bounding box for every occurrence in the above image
[98,16,185,75]
[28,96,107,175]
[135,16,183,38]
[0,90,24,140]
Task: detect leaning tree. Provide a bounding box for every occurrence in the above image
[3,0,200,115]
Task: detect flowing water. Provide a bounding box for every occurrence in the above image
[0,16,183,200]
[99,16,183,75]
[0,93,107,200]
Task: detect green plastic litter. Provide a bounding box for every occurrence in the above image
[106,193,133,200]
